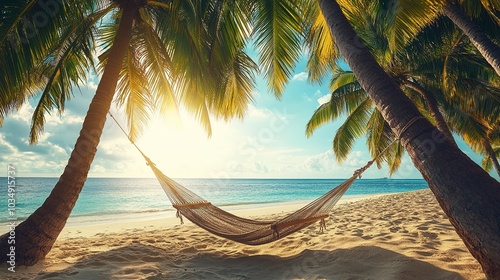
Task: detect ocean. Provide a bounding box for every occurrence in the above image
[0,177,428,224]
[0,177,428,223]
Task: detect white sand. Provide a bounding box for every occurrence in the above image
[4,190,484,279]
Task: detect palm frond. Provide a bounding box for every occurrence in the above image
[333,98,373,162]
[387,140,404,175]
[306,70,367,137]
[29,7,109,143]
[446,107,490,152]
[253,0,304,96]
[305,3,339,84]
[366,108,387,168]
[306,101,335,138]
[372,0,446,52]
[213,50,258,120]
[137,20,178,119]
[330,70,356,91]
[329,81,367,117]
[0,0,97,107]
[115,35,154,141]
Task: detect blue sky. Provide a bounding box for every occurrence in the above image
[1,53,497,180]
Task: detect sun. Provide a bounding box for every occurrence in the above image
[132,110,238,178]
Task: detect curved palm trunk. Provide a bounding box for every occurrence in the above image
[483,137,500,178]
[317,1,500,278]
[443,3,500,76]
[401,79,458,147]
[0,5,136,266]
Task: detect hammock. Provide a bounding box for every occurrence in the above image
[146,155,371,245]
[109,113,397,245]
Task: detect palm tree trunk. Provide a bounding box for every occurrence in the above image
[483,137,500,178]
[402,79,458,147]
[443,2,500,76]
[317,0,500,278]
[0,5,136,266]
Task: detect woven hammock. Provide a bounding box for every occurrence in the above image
[145,155,373,245]
[108,112,398,245]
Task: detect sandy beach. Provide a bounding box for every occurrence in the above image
[3,189,484,279]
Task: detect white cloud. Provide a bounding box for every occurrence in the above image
[247,105,275,119]
[317,93,332,106]
[91,164,107,174]
[292,72,308,82]
[343,151,366,167]
[302,149,395,178]
[10,103,33,122]
[48,143,68,157]
[0,133,18,154]
[84,80,98,91]
[304,150,336,172]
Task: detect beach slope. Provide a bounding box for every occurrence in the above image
[4,190,483,279]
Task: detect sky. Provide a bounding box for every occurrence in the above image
[1,53,498,180]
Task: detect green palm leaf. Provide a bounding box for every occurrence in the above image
[305,2,339,84]
[115,38,153,142]
[306,102,335,138]
[138,21,178,119]
[372,0,447,52]
[333,98,373,162]
[253,0,304,96]
[213,50,258,120]
[29,7,110,143]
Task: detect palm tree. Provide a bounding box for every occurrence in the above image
[315,0,500,277]
[370,0,500,76]
[305,11,500,176]
[0,0,258,265]
[442,1,500,76]
[305,69,412,175]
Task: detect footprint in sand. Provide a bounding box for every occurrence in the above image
[195,244,208,249]
[140,268,158,274]
[351,229,363,236]
[180,247,196,254]
[142,256,163,262]
[121,268,136,275]
[38,272,65,279]
[242,248,260,254]
[415,250,434,257]
[389,226,401,233]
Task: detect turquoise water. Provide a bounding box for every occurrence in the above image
[0,177,428,223]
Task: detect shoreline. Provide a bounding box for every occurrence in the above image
[0,177,429,226]
[57,193,391,239]
[1,192,395,237]
[3,190,484,279]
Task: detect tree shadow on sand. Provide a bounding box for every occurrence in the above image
[32,243,465,280]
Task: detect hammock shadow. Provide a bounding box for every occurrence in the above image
[33,243,465,280]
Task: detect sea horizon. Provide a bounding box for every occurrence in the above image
[0,177,428,225]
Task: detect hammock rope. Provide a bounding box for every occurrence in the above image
[108,112,406,245]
